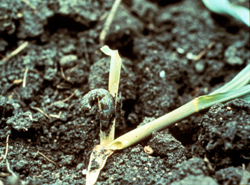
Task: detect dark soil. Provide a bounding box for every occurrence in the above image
[0,0,250,184]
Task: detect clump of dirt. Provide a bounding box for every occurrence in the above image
[98,145,208,184]
[148,129,187,167]
[194,99,250,169]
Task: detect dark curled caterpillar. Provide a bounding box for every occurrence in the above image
[80,88,115,132]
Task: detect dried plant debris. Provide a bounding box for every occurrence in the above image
[101,6,143,46]
[99,0,122,45]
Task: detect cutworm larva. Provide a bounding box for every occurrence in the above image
[80,89,115,131]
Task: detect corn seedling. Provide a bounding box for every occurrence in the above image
[85,63,250,185]
[84,45,249,185]
[85,46,122,185]
[83,2,250,183]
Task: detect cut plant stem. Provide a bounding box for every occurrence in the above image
[106,85,250,150]
[100,45,122,146]
[86,45,122,184]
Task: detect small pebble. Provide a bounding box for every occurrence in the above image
[159,70,166,78]
[60,55,78,67]
[177,47,185,54]
[82,169,87,175]
[144,146,154,155]
[186,52,196,60]
[195,61,205,73]
[227,56,243,65]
